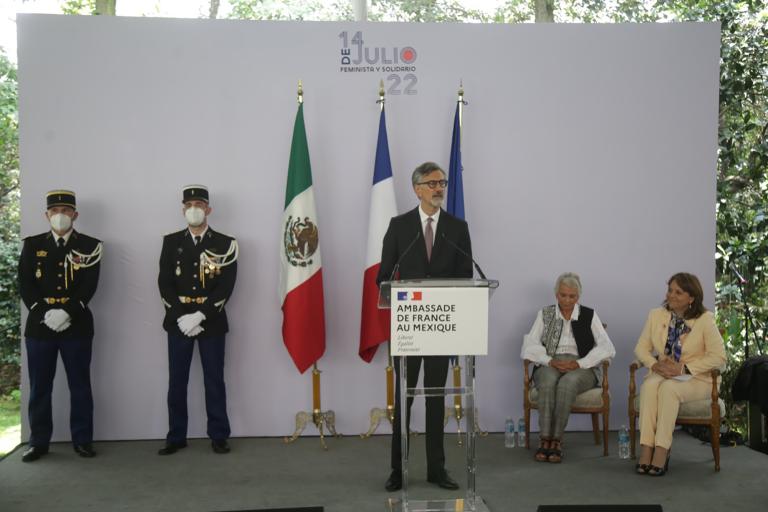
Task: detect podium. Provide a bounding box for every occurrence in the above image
[379,278,498,512]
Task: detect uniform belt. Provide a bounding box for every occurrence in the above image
[44,297,70,304]
[179,296,207,304]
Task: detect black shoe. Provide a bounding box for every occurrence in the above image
[385,471,402,492]
[211,439,230,454]
[21,445,49,463]
[73,444,96,458]
[427,472,459,490]
[157,441,187,455]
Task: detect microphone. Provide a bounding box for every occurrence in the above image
[440,232,487,280]
[387,230,422,282]
[729,263,748,285]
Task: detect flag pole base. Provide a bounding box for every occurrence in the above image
[360,405,421,438]
[444,406,489,444]
[360,405,394,438]
[283,409,341,450]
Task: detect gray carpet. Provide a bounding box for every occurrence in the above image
[0,431,765,512]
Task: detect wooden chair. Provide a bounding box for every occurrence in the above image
[628,362,723,471]
[523,359,610,455]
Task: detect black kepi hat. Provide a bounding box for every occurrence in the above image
[182,185,209,204]
[46,190,76,209]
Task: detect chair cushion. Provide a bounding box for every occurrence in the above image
[632,396,726,419]
[529,387,607,409]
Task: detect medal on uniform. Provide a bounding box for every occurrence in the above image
[204,268,210,275]
[175,265,181,276]
[35,267,42,279]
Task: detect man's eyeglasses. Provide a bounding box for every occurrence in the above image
[417,179,448,189]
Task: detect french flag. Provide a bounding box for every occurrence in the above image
[359,107,398,363]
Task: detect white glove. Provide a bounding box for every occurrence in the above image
[55,319,72,332]
[187,325,205,338]
[44,309,71,331]
[177,311,206,336]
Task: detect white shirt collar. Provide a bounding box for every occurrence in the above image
[418,205,441,225]
[556,303,580,321]
[51,230,73,245]
[188,226,209,242]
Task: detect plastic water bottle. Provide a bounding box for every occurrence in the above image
[504,417,516,448]
[517,418,526,448]
[618,425,630,459]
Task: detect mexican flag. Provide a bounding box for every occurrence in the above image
[279,102,326,374]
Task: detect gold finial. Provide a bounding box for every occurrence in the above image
[378,79,385,110]
[297,80,303,104]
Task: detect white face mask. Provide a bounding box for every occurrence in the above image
[49,213,72,232]
[185,206,206,227]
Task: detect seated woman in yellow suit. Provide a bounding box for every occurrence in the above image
[634,272,726,476]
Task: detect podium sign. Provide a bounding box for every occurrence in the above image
[382,278,497,512]
[390,287,488,356]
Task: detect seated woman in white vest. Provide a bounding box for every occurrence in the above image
[521,272,616,462]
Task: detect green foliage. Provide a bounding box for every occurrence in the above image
[493,1,536,23]
[0,395,21,432]
[710,1,768,436]
[0,237,20,366]
[227,0,354,21]
[368,0,489,22]
[61,0,97,15]
[0,49,18,220]
[0,48,19,377]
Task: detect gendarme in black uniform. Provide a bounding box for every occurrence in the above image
[18,190,102,462]
[157,185,238,455]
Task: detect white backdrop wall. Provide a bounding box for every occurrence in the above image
[17,15,720,441]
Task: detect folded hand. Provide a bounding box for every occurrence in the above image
[550,359,580,373]
[652,359,683,378]
[43,309,71,332]
[177,311,206,336]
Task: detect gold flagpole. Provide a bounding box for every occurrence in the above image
[361,80,398,438]
[444,82,488,442]
[283,81,339,450]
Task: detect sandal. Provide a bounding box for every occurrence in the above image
[534,438,551,462]
[547,439,563,463]
[636,445,653,475]
[647,450,670,477]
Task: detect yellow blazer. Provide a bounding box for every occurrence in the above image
[634,307,726,384]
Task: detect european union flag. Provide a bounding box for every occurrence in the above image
[446,102,464,220]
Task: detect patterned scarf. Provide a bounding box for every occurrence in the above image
[541,305,564,357]
[664,312,690,362]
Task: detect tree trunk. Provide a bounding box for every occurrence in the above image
[534,0,554,22]
[95,0,116,16]
[209,0,220,19]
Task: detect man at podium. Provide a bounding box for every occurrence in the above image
[377,161,473,492]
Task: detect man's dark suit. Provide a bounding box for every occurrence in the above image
[377,206,473,480]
